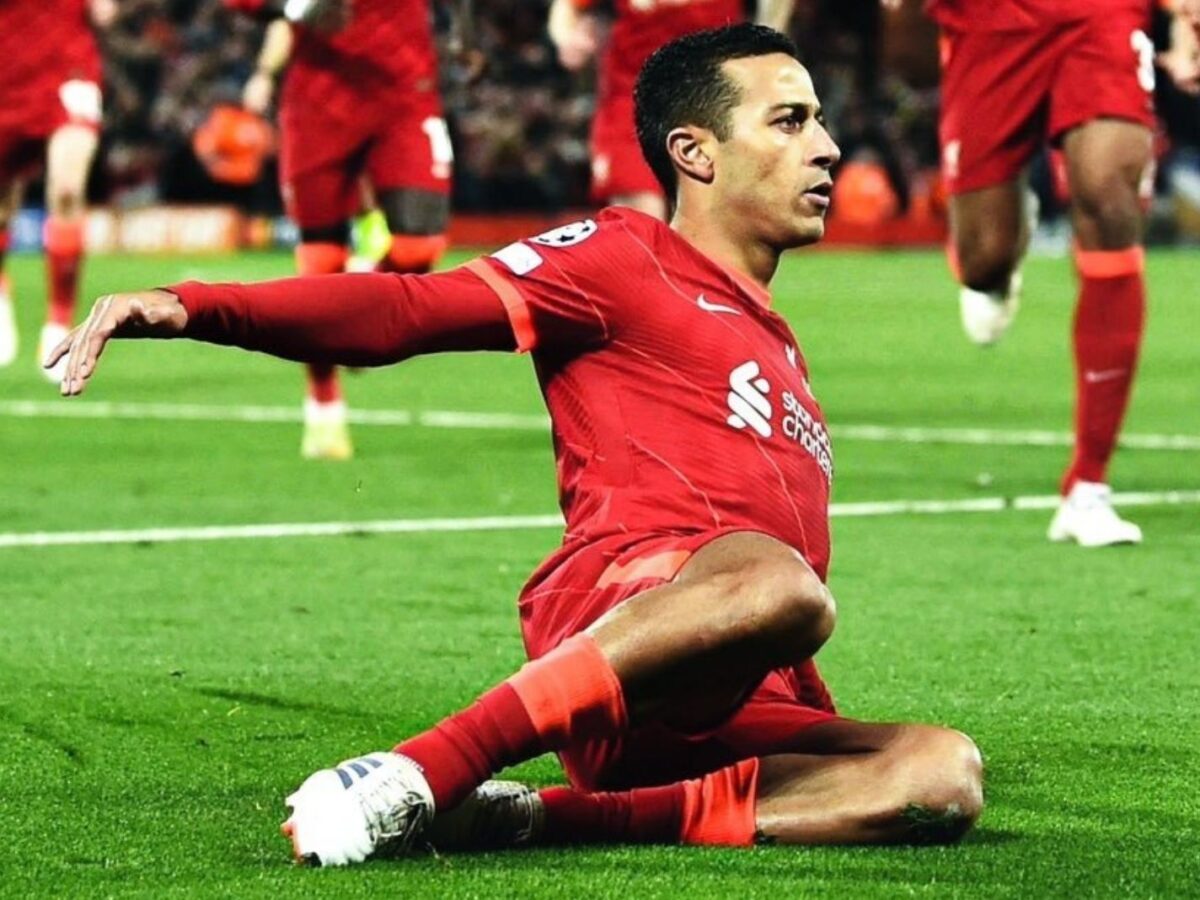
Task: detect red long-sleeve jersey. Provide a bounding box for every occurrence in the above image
[172,209,834,579]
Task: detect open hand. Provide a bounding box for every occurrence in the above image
[45,290,188,396]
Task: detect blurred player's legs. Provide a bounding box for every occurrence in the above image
[368,105,452,277]
[283,532,982,864]
[39,122,98,384]
[947,182,1027,345]
[940,13,1153,544]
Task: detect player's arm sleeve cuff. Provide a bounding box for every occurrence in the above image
[463,258,537,353]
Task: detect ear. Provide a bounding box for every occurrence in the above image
[666,125,715,185]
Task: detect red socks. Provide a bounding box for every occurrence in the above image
[395,634,627,811]
[376,234,446,275]
[1063,246,1146,493]
[295,242,348,404]
[44,217,84,327]
[538,758,760,846]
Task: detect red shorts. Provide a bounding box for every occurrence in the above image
[0,79,102,183]
[589,95,664,203]
[939,11,1155,195]
[519,530,838,791]
[279,84,451,231]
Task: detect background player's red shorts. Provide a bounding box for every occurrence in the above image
[589,95,664,203]
[939,10,1155,195]
[279,85,452,231]
[520,529,838,791]
[0,79,102,183]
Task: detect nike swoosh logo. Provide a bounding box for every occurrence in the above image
[697,295,741,315]
[1084,368,1127,384]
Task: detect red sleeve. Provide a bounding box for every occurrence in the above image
[464,215,646,353]
[169,266,517,365]
[222,0,268,11]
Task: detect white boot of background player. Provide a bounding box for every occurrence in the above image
[959,270,1022,346]
[1047,481,1143,548]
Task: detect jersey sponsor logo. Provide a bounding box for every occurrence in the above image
[726,361,772,438]
[492,241,544,276]
[530,219,598,248]
[781,389,833,482]
[697,294,741,315]
[726,359,832,482]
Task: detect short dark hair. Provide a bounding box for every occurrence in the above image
[634,23,802,202]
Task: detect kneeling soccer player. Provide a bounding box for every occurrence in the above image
[49,24,983,862]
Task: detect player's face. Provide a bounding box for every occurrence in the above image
[716,54,840,247]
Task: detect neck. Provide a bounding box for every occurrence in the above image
[669,204,780,295]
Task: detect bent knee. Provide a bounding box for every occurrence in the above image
[748,559,836,653]
[889,727,984,844]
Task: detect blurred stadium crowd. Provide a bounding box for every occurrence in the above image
[44,0,1200,235]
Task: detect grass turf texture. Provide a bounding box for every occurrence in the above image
[1,247,1198,897]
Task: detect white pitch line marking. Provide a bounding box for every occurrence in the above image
[3,490,1198,549]
[2,399,1199,451]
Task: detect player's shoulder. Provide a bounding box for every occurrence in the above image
[489,207,666,279]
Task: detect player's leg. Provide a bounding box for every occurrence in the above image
[948,181,1027,345]
[39,122,98,383]
[0,178,22,366]
[1044,12,1157,546]
[284,532,858,862]
[1046,119,1151,546]
[374,187,449,274]
[938,26,1057,344]
[367,104,453,277]
[428,720,982,850]
[282,161,358,460]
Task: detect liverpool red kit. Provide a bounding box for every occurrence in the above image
[575,0,745,200]
[172,208,839,789]
[0,0,102,182]
[276,0,450,229]
[932,0,1155,194]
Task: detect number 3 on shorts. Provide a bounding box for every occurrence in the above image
[422,117,453,180]
[1131,29,1155,93]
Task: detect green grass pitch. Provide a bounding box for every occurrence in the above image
[0,245,1197,897]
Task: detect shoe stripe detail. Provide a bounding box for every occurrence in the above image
[347,761,371,778]
[335,767,353,789]
[359,756,383,769]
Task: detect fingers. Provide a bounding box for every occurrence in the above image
[60,293,117,396]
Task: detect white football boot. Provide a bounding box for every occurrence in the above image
[1047,481,1143,547]
[38,322,70,384]
[282,751,435,866]
[959,270,1022,346]
[424,780,544,852]
[301,397,354,460]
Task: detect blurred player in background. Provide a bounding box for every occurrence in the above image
[0,0,114,383]
[883,0,1200,546]
[228,0,454,460]
[549,0,797,219]
[51,25,984,863]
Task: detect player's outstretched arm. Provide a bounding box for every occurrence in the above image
[48,269,518,397]
[47,290,188,396]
